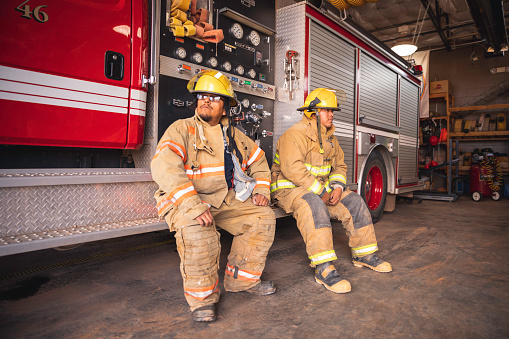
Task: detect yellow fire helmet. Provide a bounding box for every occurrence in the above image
[298,88,347,119]
[187,70,238,107]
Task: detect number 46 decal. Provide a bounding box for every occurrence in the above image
[16,0,48,23]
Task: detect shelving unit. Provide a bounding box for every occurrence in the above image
[447,103,509,175]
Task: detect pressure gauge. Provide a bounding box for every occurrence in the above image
[175,47,187,59]
[248,30,260,46]
[235,65,245,75]
[192,52,203,64]
[230,23,244,39]
[248,69,256,79]
[242,98,250,108]
[222,61,232,72]
[207,57,218,68]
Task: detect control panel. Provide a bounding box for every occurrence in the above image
[158,0,276,164]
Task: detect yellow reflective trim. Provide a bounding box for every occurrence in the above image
[352,243,378,256]
[270,180,297,193]
[325,180,332,193]
[309,250,335,259]
[329,174,347,184]
[308,179,322,194]
[309,250,337,265]
[304,163,332,177]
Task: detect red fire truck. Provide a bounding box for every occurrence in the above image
[0,0,422,256]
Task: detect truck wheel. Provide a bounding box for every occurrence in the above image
[472,191,482,202]
[491,191,501,201]
[360,150,387,224]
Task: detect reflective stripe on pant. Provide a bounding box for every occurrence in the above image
[273,187,336,266]
[272,187,377,266]
[165,192,275,311]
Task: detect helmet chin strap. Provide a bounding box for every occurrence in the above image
[308,97,324,154]
[316,111,324,154]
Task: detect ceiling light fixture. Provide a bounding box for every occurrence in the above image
[391,40,418,57]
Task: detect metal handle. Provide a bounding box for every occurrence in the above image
[145,0,160,86]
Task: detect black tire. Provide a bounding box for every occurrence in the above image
[360,150,387,224]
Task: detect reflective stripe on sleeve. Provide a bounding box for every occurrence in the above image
[184,279,219,301]
[157,182,198,214]
[352,243,378,257]
[325,180,332,193]
[329,174,347,184]
[308,179,323,195]
[247,144,264,167]
[270,179,297,192]
[255,178,270,190]
[274,152,280,165]
[304,163,331,176]
[309,250,337,265]
[225,264,261,282]
[153,139,187,163]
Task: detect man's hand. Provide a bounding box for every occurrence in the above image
[328,187,343,206]
[252,194,269,206]
[195,208,214,226]
[320,191,331,205]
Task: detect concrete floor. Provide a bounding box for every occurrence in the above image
[1,197,508,338]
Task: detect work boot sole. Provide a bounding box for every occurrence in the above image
[352,260,392,273]
[192,305,216,322]
[315,277,351,293]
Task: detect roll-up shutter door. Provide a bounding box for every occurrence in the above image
[359,54,398,132]
[398,78,420,182]
[309,21,356,183]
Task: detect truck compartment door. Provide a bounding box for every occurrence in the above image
[0,0,132,149]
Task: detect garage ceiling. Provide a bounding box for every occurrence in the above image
[347,0,509,54]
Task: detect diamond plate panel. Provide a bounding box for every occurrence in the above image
[273,3,307,155]
[0,182,159,237]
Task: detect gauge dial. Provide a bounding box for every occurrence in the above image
[242,98,250,108]
[230,23,244,39]
[176,47,187,59]
[207,57,218,68]
[222,61,232,72]
[235,65,245,75]
[248,69,256,79]
[248,30,260,46]
[192,52,203,64]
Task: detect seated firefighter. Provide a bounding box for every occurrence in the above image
[270,88,392,294]
[151,70,276,322]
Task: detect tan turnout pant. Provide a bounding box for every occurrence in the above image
[272,187,377,266]
[165,191,275,311]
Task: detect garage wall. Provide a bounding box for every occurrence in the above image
[430,45,508,107]
[430,45,509,154]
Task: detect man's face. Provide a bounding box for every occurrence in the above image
[196,93,225,126]
[318,109,334,129]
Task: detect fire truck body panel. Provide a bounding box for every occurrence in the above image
[0,0,146,149]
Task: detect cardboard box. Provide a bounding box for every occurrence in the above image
[430,80,452,94]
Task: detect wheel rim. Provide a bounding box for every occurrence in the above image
[365,165,383,210]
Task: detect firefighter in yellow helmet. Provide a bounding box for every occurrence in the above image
[271,88,391,294]
[151,70,276,322]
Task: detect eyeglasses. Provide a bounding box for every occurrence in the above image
[196,94,222,102]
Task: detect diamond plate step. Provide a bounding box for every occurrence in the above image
[0,218,167,257]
